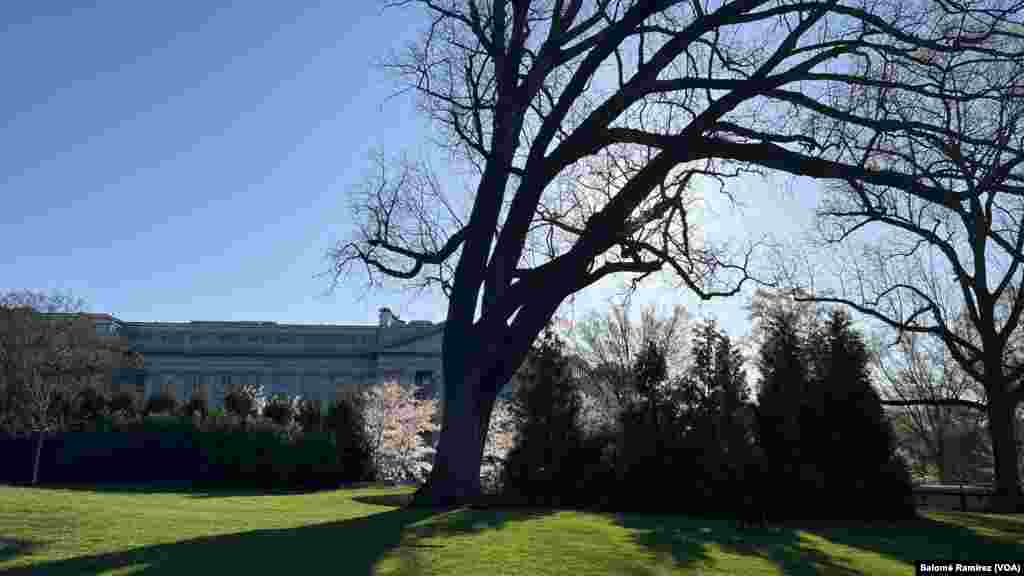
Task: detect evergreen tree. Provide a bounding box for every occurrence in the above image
[755,309,809,476]
[501,328,587,507]
[810,308,916,519]
[326,395,375,483]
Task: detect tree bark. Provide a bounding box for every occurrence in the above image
[410,366,490,507]
[985,388,1021,512]
[31,430,44,486]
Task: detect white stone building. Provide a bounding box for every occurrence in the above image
[100,307,444,409]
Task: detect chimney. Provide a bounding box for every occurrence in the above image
[378,307,394,328]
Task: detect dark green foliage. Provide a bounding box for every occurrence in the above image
[143,392,177,416]
[754,307,915,521]
[181,394,207,419]
[295,398,323,433]
[195,429,340,490]
[612,320,756,515]
[262,394,294,426]
[73,387,108,423]
[807,309,915,520]
[135,413,195,434]
[108,392,138,417]
[500,328,596,507]
[223,388,257,419]
[326,396,375,483]
[45,391,74,428]
[755,309,809,472]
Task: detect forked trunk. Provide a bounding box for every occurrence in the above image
[985,391,1021,512]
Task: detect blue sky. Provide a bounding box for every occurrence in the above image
[0,1,822,347]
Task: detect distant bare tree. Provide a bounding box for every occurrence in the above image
[795,25,1024,508]
[874,331,990,483]
[0,290,142,484]
[572,299,689,415]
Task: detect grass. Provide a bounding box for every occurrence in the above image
[0,483,1021,575]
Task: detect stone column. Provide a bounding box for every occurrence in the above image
[199,373,211,407]
[143,373,154,402]
[179,372,191,402]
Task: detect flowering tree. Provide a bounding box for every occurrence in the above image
[481,397,517,493]
[361,380,439,483]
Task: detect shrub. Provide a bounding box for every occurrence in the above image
[143,392,178,416]
[289,432,342,489]
[181,394,208,420]
[326,396,375,483]
[193,425,340,490]
[262,394,295,426]
[46,391,75,428]
[140,413,194,433]
[295,398,323,433]
[196,428,289,489]
[224,383,265,419]
[73,387,108,423]
[109,392,138,417]
[200,409,242,433]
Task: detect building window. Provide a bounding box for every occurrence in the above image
[414,371,436,399]
[190,375,203,399]
[161,378,175,400]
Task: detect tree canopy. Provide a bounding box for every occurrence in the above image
[330,0,1024,506]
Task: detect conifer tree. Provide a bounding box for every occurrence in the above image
[810,308,915,519]
[756,309,809,483]
[501,328,586,506]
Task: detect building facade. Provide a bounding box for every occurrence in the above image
[101,307,444,409]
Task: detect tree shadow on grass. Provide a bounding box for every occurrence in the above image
[617,511,1024,576]
[0,538,41,566]
[0,506,440,576]
[800,512,1024,565]
[1,490,560,576]
[614,513,867,576]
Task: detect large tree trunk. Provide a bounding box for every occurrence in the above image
[410,367,492,507]
[985,391,1021,512]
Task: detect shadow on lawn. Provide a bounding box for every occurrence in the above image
[0,506,441,576]
[617,512,1024,575]
[801,512,1024,565]
[616,514,865,576]
[1,490,559,576]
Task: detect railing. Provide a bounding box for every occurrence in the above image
[911,483,1002,512]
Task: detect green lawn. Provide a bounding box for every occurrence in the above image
[0,484,1021,575]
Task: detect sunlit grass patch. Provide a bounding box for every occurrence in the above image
[0,483,1020,575]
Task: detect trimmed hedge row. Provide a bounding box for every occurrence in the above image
[0,411,372,490]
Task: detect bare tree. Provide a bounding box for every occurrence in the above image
[571,298,689,414]
[794,19,1024,509]
[874,330,991,483]
[0,290,142,484]
[329,0,1024,506]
